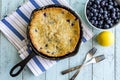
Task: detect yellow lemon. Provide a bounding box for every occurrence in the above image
[97,31,114,46]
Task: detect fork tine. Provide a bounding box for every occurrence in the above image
[95,55,105,62]
[88,47,97,56]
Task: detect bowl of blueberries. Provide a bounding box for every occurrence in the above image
[85,0,120,30]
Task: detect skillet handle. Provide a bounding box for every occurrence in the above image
[10,52,35,77]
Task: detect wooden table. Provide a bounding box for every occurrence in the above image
[0,0,120,80]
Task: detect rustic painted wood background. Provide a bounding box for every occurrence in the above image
[0,0,120,80]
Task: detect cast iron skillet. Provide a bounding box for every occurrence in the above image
[10,4,83,77]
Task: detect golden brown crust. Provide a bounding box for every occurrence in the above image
[29,7,80,57]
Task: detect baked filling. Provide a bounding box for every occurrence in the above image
[29,7,80,57]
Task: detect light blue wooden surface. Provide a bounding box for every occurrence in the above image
[0,0,120,80]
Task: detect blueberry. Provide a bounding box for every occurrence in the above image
[109,23,113,27]
[107,13,111,17]
[90,20,95,25]
[93,4,97,9]
[99,8,104,14]
[95,21,98,25]
[95,0,100,4]
[108,5,113,10]
[104,14,108,18]
[105,17,109,21]
[97,17,101,21]
[105,3,109,7]
[92,17,97,20]
[101,1,106,7]
[86,9,90,13]
[98,14,102,18]
[103,24,110,29]
[88,1,93,6]
[111,20,115,23]
[107,20,111,24]
[93,9,97,13]
[98,5,101,8]
[114,19,119,24]
[88,16,91,20]
[98,21,103,26]
[113,1,118,7]
[111,13,116,19]
[90,13,94,17]
[116,8,120,12]
[116,13,120,18]
[97,26,102,29]
[90,8,95,12]
[99,21,103,25]
[100,16,104,20]
[109,1,113,6]
[90,0,94,2]
[103,7,107,11]
[111,8,116,13]
[94,12,98,17]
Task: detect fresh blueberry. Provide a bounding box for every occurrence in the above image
[107,20,111,24]
[88,1,93,6]
[94,12,98,17]
[86,9,90,13]
[97,26,103,29]
[114,19,119,24]
[101,1,106,7]
[105,2,109,7]
[93,4,97,9]
[104,17,109,21]
[97,17,101,21]
[98,14,102,18]
[95,21,98,25]
[108,5,113,10]
[99,21,103,25]
[116,13,120,18]
[98,5,101,8]
[111,13,116,19]
[99,8,104,14]
[111,8,116,13]
[104,14,108,19]
[113,1,118,7]
[103,7,107,11]
[111,20,115,24]
[107,13,110,17]
[93,17,97,20]
[88,16,91,20]
[109,1,113,6]
[116,8,120,12]
[90,13,94,17]
[95,0,100,4]
[90,8,95,13]
[103,24,110,29]
[109,23,113,27]
[90,20,95,25]
[100,15,104,20]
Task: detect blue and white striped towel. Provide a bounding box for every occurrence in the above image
[0,0,93,76]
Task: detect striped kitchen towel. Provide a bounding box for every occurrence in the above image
[0,0,93,76]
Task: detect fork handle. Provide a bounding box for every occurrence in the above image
[69,70,80,80]
[61,65,82,75]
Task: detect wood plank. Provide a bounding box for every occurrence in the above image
[92,29,115,80]
[115,23,120,80]
[0,0,24,80]
[68,0,93,80]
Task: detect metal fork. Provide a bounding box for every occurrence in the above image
[61,47,97,75]
[69,55,105,80]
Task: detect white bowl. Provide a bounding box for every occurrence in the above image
[84,0,120,30]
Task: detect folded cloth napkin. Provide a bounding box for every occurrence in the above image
[0,0,93,76]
